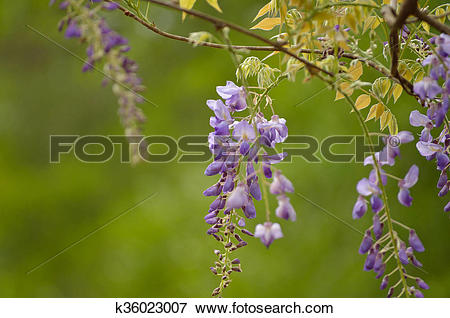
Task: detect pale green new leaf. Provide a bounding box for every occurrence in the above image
[206,0,222,13]
[180,0,196,20]
[251,18,281,31]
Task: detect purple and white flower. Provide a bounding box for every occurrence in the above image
[254,222,283,248]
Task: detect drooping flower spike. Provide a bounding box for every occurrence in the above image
[51,0,146,163]
[352,132,429,297]
[203,80,295,296]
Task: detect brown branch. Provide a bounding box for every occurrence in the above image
[340,53,399,83]
[382,0,416,96]
[414,10,450,34]
[383,0,449,97]
[110,0,420,94]
[406,11,450,24]
[113,4,276,51]
[141,0,334,77]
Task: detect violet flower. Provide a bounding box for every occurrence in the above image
[254,222,283,248]
[275,195,296,221]
[216,81,247,112]
[397,165,419,207]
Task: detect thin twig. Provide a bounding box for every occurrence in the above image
[383,0,417,95]
[406,11,450,24]
[414,9,450,34]
[111,0,416,94]
[141,0,334,77]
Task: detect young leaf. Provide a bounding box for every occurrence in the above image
[375,103,385,119]
[253,1,272,22]
[392,83,402,103]
[435,8,446,23]
[345,11,357,31]
[366,104,378,121]
[349,61,363,81]
[206,0,222,13]
[335,82,353,101]
[363,16,376,33]
[355,94,371,110]
[180,0,196,20]
[380,78,391,98]
[380,110,391,131]
[251,17,281,30]
[388,115,398,136]
[415,71,425,82]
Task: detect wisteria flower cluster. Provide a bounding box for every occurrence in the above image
[352,132,429,297]
[51,0,146,162]
[411,34,450,212]
[203,81,296,296]
[50,0,450,298]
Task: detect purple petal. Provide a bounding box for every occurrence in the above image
[254,222,283,248]
[380,276,389,290]
[203,183,222,196]
[409,110,432,127]
[438,184,449,196]
[398,246,409,265]
[242,199,256,219]
[414,289,425,298]
[373,214,383,239]
[398,188,413,207]
[437,172,447,188]
[363,248,376,271]
[445,201,450,212]
[359,230,373,254]
[275,195,296,221]
[223,174,235,193]
[371,195,383,213]
[416,141,442,157]
[357,178,380,196]
[249,179,262,200]
[65,21,81,38]
[436,153,449,170]
[226,183,248,209]
[409,230,425,252]
[102,2,120,10]
[397,131,414,143]
[417,278,429,290]
[352,196,367,219]
[403,165,419,188]
[204,160,224,176]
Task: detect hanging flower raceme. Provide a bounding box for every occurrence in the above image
[411,35,450,197]
[352,132,429,297]
[414,34,449,105]
[204,81,296,296]
[410,109,450,211]
[51,0,146,163]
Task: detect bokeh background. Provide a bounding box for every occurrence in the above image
[0,0,449,297]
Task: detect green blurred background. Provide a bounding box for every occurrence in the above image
[0,0,449,297]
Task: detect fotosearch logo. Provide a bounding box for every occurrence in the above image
[49,134,387,164]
